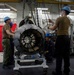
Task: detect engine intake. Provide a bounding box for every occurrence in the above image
[14,24,44,55]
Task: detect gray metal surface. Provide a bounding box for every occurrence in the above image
[14,24,44,39]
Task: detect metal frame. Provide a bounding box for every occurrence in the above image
[13,55,48,70]
[13,47,48,70]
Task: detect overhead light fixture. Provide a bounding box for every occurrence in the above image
[71,10,74,13]
[3,9,10,11]
[0,9,10,11]
[37,8,48,10]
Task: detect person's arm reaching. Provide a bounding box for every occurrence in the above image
[49,19,54,24]
[6,30,14,36]
[49,24,58,30]
[48,18,59,30]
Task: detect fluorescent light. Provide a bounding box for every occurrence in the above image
[0,9,10,11]
[71,10,74,12]
[37,8,48,10]
[0,9,3,10]
[3,9,10,11]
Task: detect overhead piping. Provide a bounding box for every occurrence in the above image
[36,0,74,5]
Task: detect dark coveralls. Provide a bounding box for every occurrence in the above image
[2,24,14,66]
[44,40,55,62]
[54,16,70,75]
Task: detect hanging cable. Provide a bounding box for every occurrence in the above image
[40,0,53,33]
[42,0,49,26]
[22,0,25,19]
[33,0,41,28]
[25,0,36,25]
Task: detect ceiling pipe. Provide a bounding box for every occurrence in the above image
[36,0,74,5]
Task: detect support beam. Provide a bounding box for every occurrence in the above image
[5,4,17,12]
[37,0,74,5]
[0,0,22,3]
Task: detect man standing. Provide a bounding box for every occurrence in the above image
[49,6,71,75]
[2,16,14,69]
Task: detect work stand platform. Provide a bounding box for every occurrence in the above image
[13,55,49,75]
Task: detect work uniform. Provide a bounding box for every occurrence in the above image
[2,24,14,66]
[44,39,55,62]
[55,16,70,75]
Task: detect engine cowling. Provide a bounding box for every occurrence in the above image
[14,24,45,55]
